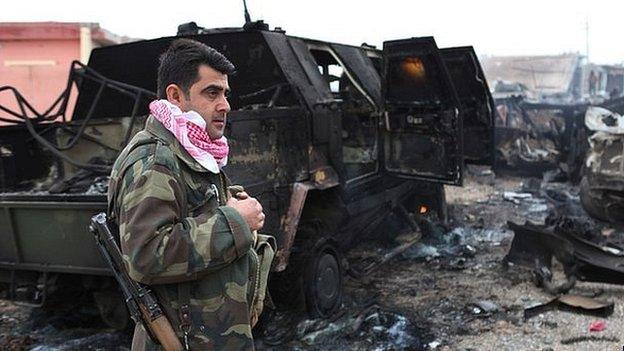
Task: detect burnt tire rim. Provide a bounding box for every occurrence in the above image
[317,252,340,311]
[305,243,343,317]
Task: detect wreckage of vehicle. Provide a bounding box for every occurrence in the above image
[505,215,624,295]
[0,20,496,329]
[492,93,624,184]
[580,104,624,224]
[493,97,588,181]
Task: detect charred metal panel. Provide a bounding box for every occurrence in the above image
[506,219,624,286]
[226,107,309,188]
[505,221,574,269]
[263,33,331,111]
[331,44,382,108]
[226,107,309,254]
[264,33,346,169]
[285,38,337,146]
[75,31,298,119]
[0,125,56,191]
[286,38,333,103]
[308,146,340,189]
[267,35,344,172]
[441,46,495,165]
[381,37,463,185]
[274,181,315,271]
[345,180,413,216]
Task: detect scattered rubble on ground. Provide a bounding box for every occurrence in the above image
[0,292,131,351]
[3,166,624,350]
[352,166,624,350]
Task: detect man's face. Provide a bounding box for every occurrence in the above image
[172,64,231,139]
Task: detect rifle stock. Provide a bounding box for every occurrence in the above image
[138,304,184,351]
[90,213,184,351]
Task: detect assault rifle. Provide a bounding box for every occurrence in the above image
[89,213,184,351]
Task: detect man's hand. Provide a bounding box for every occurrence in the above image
[227,195,265,231]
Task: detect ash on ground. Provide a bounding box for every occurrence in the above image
[0,292,130,351]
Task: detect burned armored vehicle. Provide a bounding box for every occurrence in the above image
[492,97,590,181]
[580,99,624,224]
[0,22,494,324]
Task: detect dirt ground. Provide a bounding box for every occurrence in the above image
[2,167,624,350]
[364,167,624,351]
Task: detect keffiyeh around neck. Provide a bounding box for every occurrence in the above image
[149,99,228,173]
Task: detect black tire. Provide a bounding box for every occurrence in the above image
[93,289,130,331]
[268,213,345,319]
[580,176,609,222]
[604,197,624,225]
[303,238,343,318]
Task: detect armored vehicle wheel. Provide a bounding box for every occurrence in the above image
[303,238,343,318]
[580,176,609,222]
[93,289,130,330]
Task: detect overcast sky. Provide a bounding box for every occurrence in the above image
[2,0,622,65]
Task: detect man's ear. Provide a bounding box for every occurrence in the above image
[165,84,185,107]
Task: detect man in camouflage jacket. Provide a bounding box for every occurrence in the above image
[108,39,272,350]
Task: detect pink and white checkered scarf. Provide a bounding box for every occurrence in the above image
[149,99,228,173]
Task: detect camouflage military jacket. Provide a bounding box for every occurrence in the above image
[108,116,270,350]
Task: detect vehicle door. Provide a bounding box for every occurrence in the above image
[381,37,463,185]
[441,46,495,165]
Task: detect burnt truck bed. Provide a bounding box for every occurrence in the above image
[0,194,108,276]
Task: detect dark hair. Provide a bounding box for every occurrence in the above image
[157,38,236,99]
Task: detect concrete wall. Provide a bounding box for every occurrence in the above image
[0,22,131,124]
[0,37,79,121]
